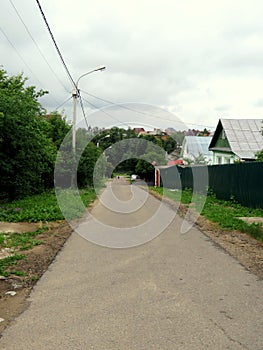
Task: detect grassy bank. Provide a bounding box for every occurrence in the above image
[0,189,96,222]
[152,187,263,242]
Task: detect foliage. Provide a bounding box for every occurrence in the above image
[163,137,177,154]
[44,111,71,150]
[171,131,185,146]
[256,122,263,161]
[151,187,263,241]
[0,189,96,222]
[0,228,46,251]
[77,129,106,188]
[256,150,263,162]
[183,152,208,165]
[92,127,137,150]
[0,69,57,200]
[92,127,173,178]
[0,254,26,277]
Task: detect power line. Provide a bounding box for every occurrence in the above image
[55,95,72,110]
[79,95,89,129]
[81,96,131,129]
[0,26,60,106]
[0,26,42,86]
[35,0,76,89]
[80,90,214,130]
[9,0,70,93]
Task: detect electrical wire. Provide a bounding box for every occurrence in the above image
[35,0,76,89]
[0,25,61,106]
[9,0,70,93]
[0,26,42,86]
[80,89,214,130]
[81,96,132,129]
[79,95,89,129]
[55,95,72,110]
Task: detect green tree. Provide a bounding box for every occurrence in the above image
[256,122,263,161]
[0,69,56,199]
[256,150,263,161]
[44,112,70,150]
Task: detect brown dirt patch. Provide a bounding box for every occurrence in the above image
[0,221,41,234]
[0,222,72,335]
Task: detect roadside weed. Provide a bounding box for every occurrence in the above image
[0,189,96,222]
[151,187,263,242]
[0,228,46,251]
[0,254,26,277]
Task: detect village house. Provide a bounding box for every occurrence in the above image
[209,119,263,165]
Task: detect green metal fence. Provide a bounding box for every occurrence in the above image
[159,162,263,208]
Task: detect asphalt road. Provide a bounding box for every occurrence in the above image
[0,178,262,349]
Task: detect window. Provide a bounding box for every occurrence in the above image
[224,157,231,164]
[217,156,222,164]
[222,130,226,139]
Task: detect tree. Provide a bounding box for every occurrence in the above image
[77,142,104,187]
[44,112,70,150]
[256,150,263,161]
[0,69,56,199]
[256,122,263,161]
[183,152,208,165]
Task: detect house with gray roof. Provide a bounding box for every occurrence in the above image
[209,119,263,165]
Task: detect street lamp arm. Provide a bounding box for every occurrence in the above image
[76,66,106,87]
[72,65,106,154]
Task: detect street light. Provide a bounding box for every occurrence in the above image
[72,66,106,153]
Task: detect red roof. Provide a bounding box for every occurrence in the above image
[167,159,184,166]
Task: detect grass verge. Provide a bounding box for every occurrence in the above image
[0,189,96,222]
[151,187,263,242]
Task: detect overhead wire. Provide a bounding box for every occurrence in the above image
[0,25,61,106]
[14,0,213,131]
[9,0,70,94]
[55,95,72,110]
[80,90,214,130]
[0,26,43,86]
[79,94,89,129]
[81,96,132,129]
[35,0,76,89]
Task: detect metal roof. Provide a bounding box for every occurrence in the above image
[182,136,213,158]
[221,119,263,159]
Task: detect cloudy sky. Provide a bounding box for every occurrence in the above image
[1,0,263,131]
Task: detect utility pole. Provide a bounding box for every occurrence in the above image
[72,66,106,153]
[72,86,79,154]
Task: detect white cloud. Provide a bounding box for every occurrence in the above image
[1,0,263,130]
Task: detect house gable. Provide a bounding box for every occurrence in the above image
[214,130,230,149]
[209,118,263,164]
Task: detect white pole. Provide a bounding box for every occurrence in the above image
[72,87,78,153]
[72,66,106,153]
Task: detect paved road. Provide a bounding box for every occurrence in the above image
[0,179,262,349]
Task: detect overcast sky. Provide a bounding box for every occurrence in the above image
[1,0,263,131]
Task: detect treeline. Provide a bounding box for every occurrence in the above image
[0,69,102,200]
[92,128,177,181]
[0,69,178,201]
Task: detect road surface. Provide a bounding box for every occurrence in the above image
[0,178,262,349]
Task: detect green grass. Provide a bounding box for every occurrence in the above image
[0,228,46,251]
[0,189,96,222]
[151,187,263,242]
[0,254,26,277]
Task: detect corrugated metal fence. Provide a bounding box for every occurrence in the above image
[160,162,263,208]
